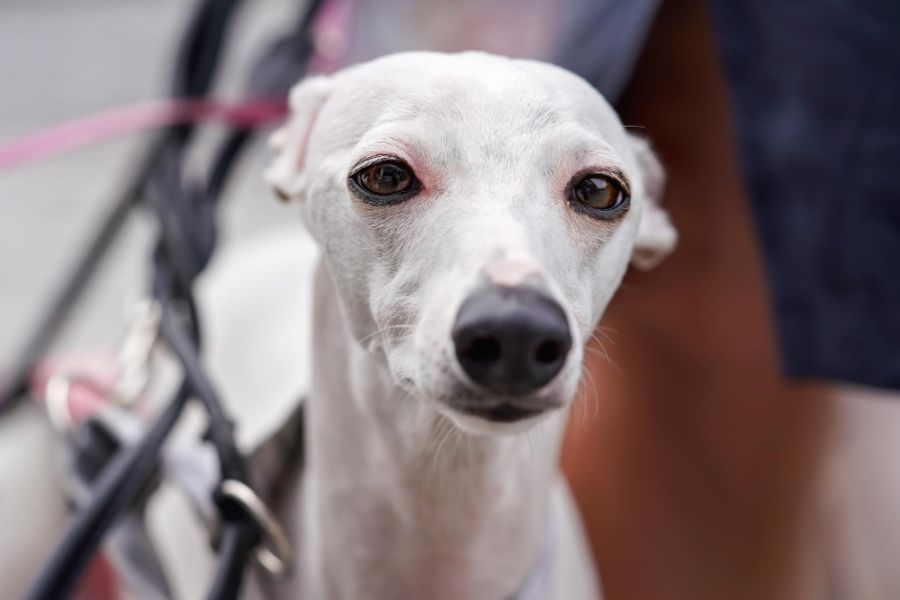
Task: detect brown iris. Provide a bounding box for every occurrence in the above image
[355,161,414,196]
[571,174,626,212]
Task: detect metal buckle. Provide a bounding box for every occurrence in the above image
[217,479,293,578]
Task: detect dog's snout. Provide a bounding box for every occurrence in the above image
[452,286,572,396]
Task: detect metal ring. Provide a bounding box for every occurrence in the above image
[217,479,293,578]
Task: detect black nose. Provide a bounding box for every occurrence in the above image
[452,286,572,396]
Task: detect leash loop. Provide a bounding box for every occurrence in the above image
[112,299,161,407]
[43,372,112,433]
[217,479,293,578]
[44,372,75,432]
[38,299,160,434]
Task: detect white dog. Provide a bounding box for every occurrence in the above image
[249,51,676,600]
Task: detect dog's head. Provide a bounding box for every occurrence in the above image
[266,52,675,433]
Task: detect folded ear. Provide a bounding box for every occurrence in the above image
[628,134,677,270]
[264,76,333,202]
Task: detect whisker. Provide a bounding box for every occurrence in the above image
[577,366,588,426]
[596,325,618,346]
[573,368,587,428]
[430,421,455,483]
[582,366,601,424]
[357,324,416,345]
[589,332,623,376]
[338,324,416,362]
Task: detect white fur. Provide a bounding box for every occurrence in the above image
[260,51,674,599]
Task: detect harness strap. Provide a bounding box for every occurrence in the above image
[60,407,196,600]
[54,396,303,595]
[74,396,556,600]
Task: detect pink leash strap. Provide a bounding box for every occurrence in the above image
[0,98,287,171]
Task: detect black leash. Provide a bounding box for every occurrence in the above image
[23,0,325,597]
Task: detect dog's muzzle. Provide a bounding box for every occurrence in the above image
[451,285,571,420]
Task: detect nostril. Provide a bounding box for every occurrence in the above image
[464,335,502,364]
[534,339,563,365]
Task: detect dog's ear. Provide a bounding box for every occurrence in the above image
[628,134,677,270]
[264,76,333,202]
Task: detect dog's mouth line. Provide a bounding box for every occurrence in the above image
[451,398,563,410]
[453,403,554,423]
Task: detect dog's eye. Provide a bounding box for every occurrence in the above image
[570,174,629,217]
[351,160,418,203]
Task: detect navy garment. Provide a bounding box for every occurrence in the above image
[710,0,900,390]
[555,0,900,389]
[551,0,662,102]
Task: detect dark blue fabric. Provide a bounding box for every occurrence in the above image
[710,0,900,390]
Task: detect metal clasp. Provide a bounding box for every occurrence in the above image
[217,479,293,578]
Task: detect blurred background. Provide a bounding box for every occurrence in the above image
[1,1,306,596]
[2,0,899,598]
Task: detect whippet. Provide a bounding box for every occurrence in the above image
[221,50,675,599]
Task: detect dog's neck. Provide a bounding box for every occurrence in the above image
[300,263,566,599]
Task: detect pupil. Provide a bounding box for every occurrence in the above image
[380,167,398,186]
[578,177,612,208]
[373,164,407,193]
